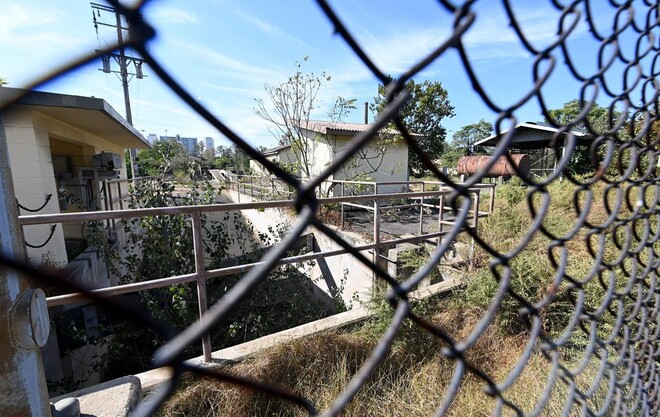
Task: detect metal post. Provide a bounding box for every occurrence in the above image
[105,179,115,230]
[438,190,444,246]
[0,114,52,417]
[489,185,495,214]
[373,196,380,282]
[419,182,425,235]
[192,212,212,362]
[469,191,480,270]
[117,182,124,211]
[472,190,480,229]
[340,182,345,229]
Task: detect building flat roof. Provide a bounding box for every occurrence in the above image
[0,87,150,149]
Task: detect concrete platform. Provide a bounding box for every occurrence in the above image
[51,376,141,417]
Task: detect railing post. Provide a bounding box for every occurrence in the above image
[0,115,52,417]
[472,190,480,229]
[117,181,124,211]
[419,182,425,235]
[104,179,114,231]
[340,182,345,229]
[469,190,480,270]
[192,212,212,362]
[373,195,380,282]
[489,184,495,214]
[438,185,444,246]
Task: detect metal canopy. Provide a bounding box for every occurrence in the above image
[475,122,594,149]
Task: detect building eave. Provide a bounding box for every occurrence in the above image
[0,87,151,149]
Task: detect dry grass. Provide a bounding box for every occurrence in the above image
[156,307,607,417]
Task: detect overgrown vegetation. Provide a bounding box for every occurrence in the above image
[157,178,650,416]
[47,164,346,390]
[96,176,344,380]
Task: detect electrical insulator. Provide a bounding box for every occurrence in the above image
[102,55,111,73]
[135,61,143,79]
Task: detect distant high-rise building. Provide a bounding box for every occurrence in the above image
[159,134,199,155]
[147,133,158,144]
[204,137,215,155]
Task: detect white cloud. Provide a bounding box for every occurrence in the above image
[0,3,59,33]
[233,8,273,33]
[0,3,83,48]
[351,3,591,74]
[228,5,315,51]
[170,39,282,83]
[149,6,198,24]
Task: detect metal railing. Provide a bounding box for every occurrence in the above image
[222,173,296,201]
[19,187,482,362]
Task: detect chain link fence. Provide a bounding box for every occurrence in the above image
[2,0,659,416]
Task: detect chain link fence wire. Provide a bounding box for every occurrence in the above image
[2,0,659,415]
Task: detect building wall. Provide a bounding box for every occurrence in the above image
[3,109,68,266]
[3,107,130,266]
[329,135,409,194]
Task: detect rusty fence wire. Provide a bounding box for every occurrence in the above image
[2,0,659,416]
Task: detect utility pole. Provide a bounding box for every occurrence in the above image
[91,2,146,178]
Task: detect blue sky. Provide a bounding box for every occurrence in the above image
[0,1,652,148]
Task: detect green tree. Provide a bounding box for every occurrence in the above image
[371,79,454,177]
[136,139,190,177]
[441,119,493,168]
[546,99,613,135]
[545,100,619,175]
[0,76,7,86]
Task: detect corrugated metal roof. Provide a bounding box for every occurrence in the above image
[301,120,425,137]
[475,122,593,149]
[261,143,291,156]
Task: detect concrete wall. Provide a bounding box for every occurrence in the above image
[308,227,374,307]
[225,188,373,306]
[4,108,68,266]
[3,107,130,266]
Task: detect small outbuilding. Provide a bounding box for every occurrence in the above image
[475,122,594,177]
[253,120,416,194]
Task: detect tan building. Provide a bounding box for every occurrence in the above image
[253,121,413,194]
[1,87,150,267]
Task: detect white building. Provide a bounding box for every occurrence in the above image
[252,121,413,194]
